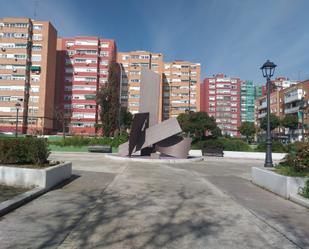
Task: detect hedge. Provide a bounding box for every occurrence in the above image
[0,137,50,165]
[49,132,129,148]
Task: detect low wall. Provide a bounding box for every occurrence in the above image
[190,150,286,160]
[0,162,72,189]
[251,167,308,199]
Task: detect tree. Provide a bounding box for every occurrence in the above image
[260,114,280,131]
[54,105,66,139]
[96,62,120,137]
[238,122,256,143]
[281,114,299,142]
[119,107,133,130]
[177,111,220,139]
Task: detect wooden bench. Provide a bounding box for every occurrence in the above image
[88,145,112,153]
[202,146,224,157]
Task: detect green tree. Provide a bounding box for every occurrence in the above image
[96,62,120,137]
[281,114,299,142]
[238,122,256,143]
[177,111,220,139]
[260,114,280,131]
[120,107,133,130]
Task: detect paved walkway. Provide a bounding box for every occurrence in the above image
[0,153,307,249]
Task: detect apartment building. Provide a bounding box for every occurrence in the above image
[271,77,298,91]
[0,17,57,134]
[201,74,241,137]
[240,81,265,123]
[117,51,164,118]
[282,80,309,140]
[56,36,116,135]
[254,90,284,127]
[163,60,200,119]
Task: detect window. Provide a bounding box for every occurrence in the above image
[33,34,43,41]
[100,51,109,57]
[32,54,41,62]
[100,42,109,48]
[32,44,42,50]
[33,24,43,30]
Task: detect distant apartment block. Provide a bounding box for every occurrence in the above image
[240,81,265,123]
[201,74,241,137]
[56,36,116,135]
[163,61,200,119]
[254,79,308,141]
[117,51,164,117]
[0,17,57,134]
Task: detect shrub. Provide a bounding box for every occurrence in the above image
[281,142,309,172]
[49,133,129,148]
[0,137,50,165]
[299,180,309,199]
[192,137,252,152]
[255,140,288,153]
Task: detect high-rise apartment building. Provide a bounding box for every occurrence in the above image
[240,81,266,123]
[117,51,164,117]
[0,17,57,134]
[201,74,241,137]
[163,61,200,119]
[56,36,116,135]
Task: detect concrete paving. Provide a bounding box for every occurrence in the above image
[0,152,307,249]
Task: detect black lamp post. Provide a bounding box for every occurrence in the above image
[15,102,21,138]
[260,60,277,167]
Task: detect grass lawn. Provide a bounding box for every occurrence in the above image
[274,165,309,177]
[49,144,118,153]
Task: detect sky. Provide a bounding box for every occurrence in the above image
[1,0,309,84]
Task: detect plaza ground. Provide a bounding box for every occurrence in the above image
[0,152,308,249]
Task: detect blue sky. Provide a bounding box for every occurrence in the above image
[1,0,309,83]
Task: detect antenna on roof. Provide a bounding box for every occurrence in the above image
[33,0,39,19]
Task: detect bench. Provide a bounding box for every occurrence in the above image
[88,144,112,153]
[202,147,224,157]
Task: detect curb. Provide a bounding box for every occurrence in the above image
[290,194,309,209]
[0,187,46,217]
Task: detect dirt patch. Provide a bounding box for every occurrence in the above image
[0,185,31,203]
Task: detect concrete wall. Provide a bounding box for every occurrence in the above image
[0,162,72,189]
[223,151,286,160]
[252,167,308,199]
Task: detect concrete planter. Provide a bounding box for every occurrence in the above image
[224,151,286,160]
[252,167,308,206]
[0,162,72,189]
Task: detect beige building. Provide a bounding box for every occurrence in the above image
[117,51,164,118]
[0,17,57,134]
[163,61,200,119]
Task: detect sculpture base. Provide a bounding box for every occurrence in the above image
[104,153,203,164]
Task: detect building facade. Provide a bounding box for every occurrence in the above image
[56,36,116,135]
[240,81,266,123]
[271,77,298,91]
[0,17,57,134]
[117,51,164,118]
[163,61,200,119]
[282,80,309,141]
[201,74,241,137]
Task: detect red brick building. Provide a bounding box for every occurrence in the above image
[201,74,241,137]
[56,36,116,135]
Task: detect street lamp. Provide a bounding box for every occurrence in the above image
[260,60,277,167]
[15,102,21,138]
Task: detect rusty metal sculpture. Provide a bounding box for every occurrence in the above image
[118,68,191,159]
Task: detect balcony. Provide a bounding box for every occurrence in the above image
[257,113,267,118]
[258,102,267,110]
[284,106,299,114]
[284,89,303,104]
